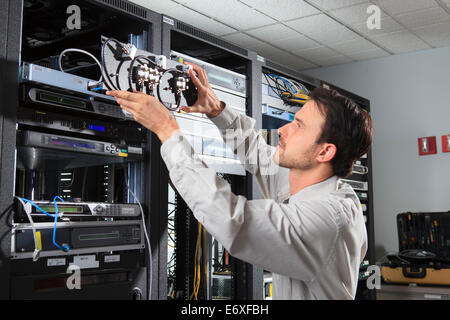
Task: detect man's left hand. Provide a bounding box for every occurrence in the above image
[106,90,180,143]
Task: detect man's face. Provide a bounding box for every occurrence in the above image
[274,100,326,170]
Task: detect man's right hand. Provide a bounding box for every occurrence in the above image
[179,63,225,118]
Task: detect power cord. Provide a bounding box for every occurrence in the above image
[58,48,103,82]
[123,167,152,300]
[15,196,40,261]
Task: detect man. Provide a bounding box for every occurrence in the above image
[107,63,373,300]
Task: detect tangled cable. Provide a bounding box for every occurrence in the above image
[15,195,70,261]
[264,72,311,106]
[58,38,196,112]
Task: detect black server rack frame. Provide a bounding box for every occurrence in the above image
[0,0,165,300]
[0,0,22,301]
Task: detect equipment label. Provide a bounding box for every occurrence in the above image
[104,255,120,263]
[163,16,174,26]
[47,258,66,267]
[71,254,99,269]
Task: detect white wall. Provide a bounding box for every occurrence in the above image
[304,46,450,260]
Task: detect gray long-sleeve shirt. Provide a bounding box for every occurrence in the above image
[160,106,367,300]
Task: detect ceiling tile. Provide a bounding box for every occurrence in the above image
[354,17,405,36]
[413,21,450,47]
[176,0,241,18]
[129,0,181,13]
[372,30,431,54]
[269,34,322,51]
[394,7,450,29]
[285,14,343,34]
[221,33,268,51]
[293,46,341,63]
[246,23,299,41]
[240,0,320,21]
[269,52,318,70]
[219,10,277,30]
[288,59,319,70]
[330,2,389,27]
[255,44,289,57]
[316,55,354,66]
[307,0,368,11]
[177,0,276,30]
[328,38,381,55]
[346,48,390,60]
[254,44,318,69]
[166,6,238,36]
[373,0,438,16]
[307,26,361,44]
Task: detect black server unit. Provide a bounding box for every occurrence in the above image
[160,14,263,300]
[0,0,166,300]
[322,82,376,300]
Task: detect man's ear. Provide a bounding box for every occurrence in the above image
[317,143,336,163]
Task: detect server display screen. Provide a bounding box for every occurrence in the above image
[89,124,105,132]
[79,232,120,241]
[38,92,86,109]
[49,137,96,150]
[38,206,82,213]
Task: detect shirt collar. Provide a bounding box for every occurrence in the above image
[288,176,339,204]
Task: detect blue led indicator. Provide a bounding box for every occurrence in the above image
[89,124,105,132]
[288,114,294,121]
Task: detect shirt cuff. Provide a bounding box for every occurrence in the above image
[160,133,194,172]
[207,102,238,129]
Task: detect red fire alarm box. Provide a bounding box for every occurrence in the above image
[442,134,450,153]
[418,136,437,156]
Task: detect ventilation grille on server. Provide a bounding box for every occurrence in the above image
[99,0,148,19]
[175,21,248,57]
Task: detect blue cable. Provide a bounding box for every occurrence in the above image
[18,196,69,252]
[52,196,69,252]
[267,73,296,93]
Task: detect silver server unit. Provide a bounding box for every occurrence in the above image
[170,51,247,176]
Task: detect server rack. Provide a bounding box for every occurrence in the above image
[0,0,376,301]
[0,0,23,301]
[160,14,263,300]
[0,0,165,300]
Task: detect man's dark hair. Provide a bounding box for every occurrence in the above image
[311,87,373,178]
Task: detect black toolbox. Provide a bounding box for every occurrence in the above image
[381,211,450,285]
